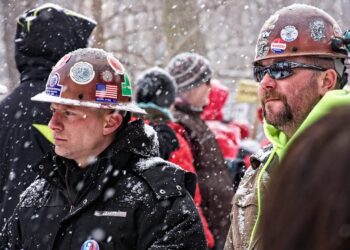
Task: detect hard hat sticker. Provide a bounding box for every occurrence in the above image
[70,62,95,85]
[81,239,100,250]
[101,70,113,83]
[53,54,71,71]
[310,20,326,41]
[256,39,270,58]
[262,13,279,30]
[96,83,118,103]
[259,31,271,40]
[281,25,298,42]
[107,55,124,75]
[45,73,62,97]
[333,24,342,37]
[121,73,132,96]
[271,38,287,54]
[256,30,271,58]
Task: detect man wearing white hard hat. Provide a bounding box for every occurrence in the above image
[1,48,207,249]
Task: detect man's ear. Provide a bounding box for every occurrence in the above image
[103,112,123,136]
[319,69,338,96]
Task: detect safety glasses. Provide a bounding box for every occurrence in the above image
[253,61,327,82]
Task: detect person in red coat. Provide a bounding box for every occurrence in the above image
[167,53,234,249]
[135,67,215,248]
[201,79,248,190]
[201,79,241,159]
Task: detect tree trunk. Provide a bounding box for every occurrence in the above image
[90,0,106,49]
[162,0,207,60]
[0,0,31,90]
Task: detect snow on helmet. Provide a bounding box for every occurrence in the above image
[31,48,146,114]
[254,4,348,63]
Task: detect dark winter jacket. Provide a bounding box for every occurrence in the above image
[173,102,234,249]
[0,119,207,250]
[0,4,95,226]
[139,105,215,248]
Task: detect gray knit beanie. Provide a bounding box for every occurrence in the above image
[166,52,212,93]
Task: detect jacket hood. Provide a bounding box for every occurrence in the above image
[264,89,350,159]
[112,119,160,157]
[15,3,96,82]
[201,79,229,121]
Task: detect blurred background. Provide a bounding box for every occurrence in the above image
[1,0,349,136]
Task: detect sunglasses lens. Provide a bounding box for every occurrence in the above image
[254,66,265,82]
[269,63,291,79]
[254,62,295,82]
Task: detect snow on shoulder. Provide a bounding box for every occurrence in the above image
[19,178,49,207]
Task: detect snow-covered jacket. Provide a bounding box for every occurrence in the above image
[173,101,234,249]
[0,119,207,250]
[137,105,215,248]
[0,5,95,226]
[224,144,276,250]
[224,89,350,250]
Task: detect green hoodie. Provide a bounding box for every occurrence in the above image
[248,89,350,248]
[265,89,350,160]
[33,123,54,144]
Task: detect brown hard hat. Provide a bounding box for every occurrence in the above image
[254,4,348,63]
[31,48,146,114]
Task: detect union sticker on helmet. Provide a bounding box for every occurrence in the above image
[107,55,125,75]
[95,83,118,104]
[263,14,279,30]
[259,31,271,40]
[280,25,298,42]
[70,62,95,85]
[310,20,326,41]
[256,39,270,58]
[271,38,287,54]
[121,74,132,96]
[101,70,113,82]
[53,54,71,71]
[45,73,62,97]
[333,24,342,37]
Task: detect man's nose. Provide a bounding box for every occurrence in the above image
[260,73,277,90]
[48,111,63,131]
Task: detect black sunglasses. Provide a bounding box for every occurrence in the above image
[253,61,328,82]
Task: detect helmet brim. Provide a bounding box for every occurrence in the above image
[253,52,348,64]
[31,92,147,114]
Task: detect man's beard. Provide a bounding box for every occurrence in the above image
[262,91,293,128]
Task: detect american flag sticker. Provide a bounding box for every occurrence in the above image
[96,83,118,103]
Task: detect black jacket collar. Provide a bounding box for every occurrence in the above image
[33,119,159,188]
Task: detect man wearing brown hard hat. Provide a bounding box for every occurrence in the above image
[225,4,350,250]
[1,48,207,249]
